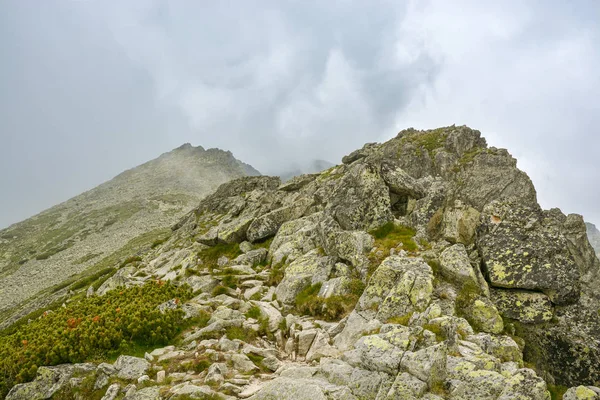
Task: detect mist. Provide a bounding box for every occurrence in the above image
[1,0,599,228]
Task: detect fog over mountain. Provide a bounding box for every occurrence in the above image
[1,0,600,228]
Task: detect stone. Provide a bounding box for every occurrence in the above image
[357,255,433,322]
[262,355,280,372]
[439,243,480,287]
[386,372,428,399]
[490,288,553,324]
[467,333,523,364]
[101,383,120,400]
[204,364,226,386]
[247,204,308,242]
[246,377,329,400]
[232,353,259,374]
[306,331,341,362]
[563,386,600,400]
[401,343,447,389]
[234,248,268,266]
[86,285,95,297]
[351,334,405,374]
[6,363,96,400]
[326,162,393,231]
[436,201,481,245]
[239,241,254,253]
[156,370,165,383]
[124,386,160,400]
[114,355,150,380]
[275,249,336,304]
[462,296,504,334]
[477,200,580,305]
[252,301,284,332]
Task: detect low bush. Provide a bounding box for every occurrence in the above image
[0,281,193,398]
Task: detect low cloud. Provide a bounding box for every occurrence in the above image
[1,0,599,227]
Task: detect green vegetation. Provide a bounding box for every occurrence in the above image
[386,311,414,326]
[294,279,365,321]
[368,222,417,277]
[0,281,193,398]
[401,128,448,158]
[198,242,242,271]
[254,237,274,250]
[245,305,262,319]
[266,258,287,286]
[74,252,102,265]
[547,384,568,400]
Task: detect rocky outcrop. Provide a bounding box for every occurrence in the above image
[5,125,600,399]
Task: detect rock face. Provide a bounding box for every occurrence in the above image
[0,144,259,329]
[586,222,600,256]
[4,125,600,399]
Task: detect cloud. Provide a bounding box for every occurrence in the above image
[0,0,599,227]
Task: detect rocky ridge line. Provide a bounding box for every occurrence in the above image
[6,126,600,400]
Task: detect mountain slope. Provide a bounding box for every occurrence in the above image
[3,126,600,399]
[0,144,259,324]
[586,222,600,256]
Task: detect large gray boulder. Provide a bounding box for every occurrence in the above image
[6,364,96,400]
[477,201,580,305]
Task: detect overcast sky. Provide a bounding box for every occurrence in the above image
[1,0,599,229]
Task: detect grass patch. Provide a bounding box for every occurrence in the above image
[386,311,414,326]
[368,222,417,277]
[547,384,568,400]
[266,258,287,286]
[198,242,242,271]
[245,306,261,320]
[253,237,274,250]
[211,285,230,297]
[401,128,448,158]
[294,280,364,321]
[225,326,257,342]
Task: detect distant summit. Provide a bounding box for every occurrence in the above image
[0,144,259,326]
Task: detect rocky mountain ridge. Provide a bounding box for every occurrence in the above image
[586,222,600,256]
[3,126,600,400]
[0,144,259,328]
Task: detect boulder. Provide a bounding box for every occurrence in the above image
[563,386,600,400]
[477,201,580,305]
[490,288,553,324]
[275,249,336,304]
[114,355,150,380]
[439,243,480,287]
[6,363,96,400]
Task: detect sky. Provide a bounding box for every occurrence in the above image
[1,0,599,228]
